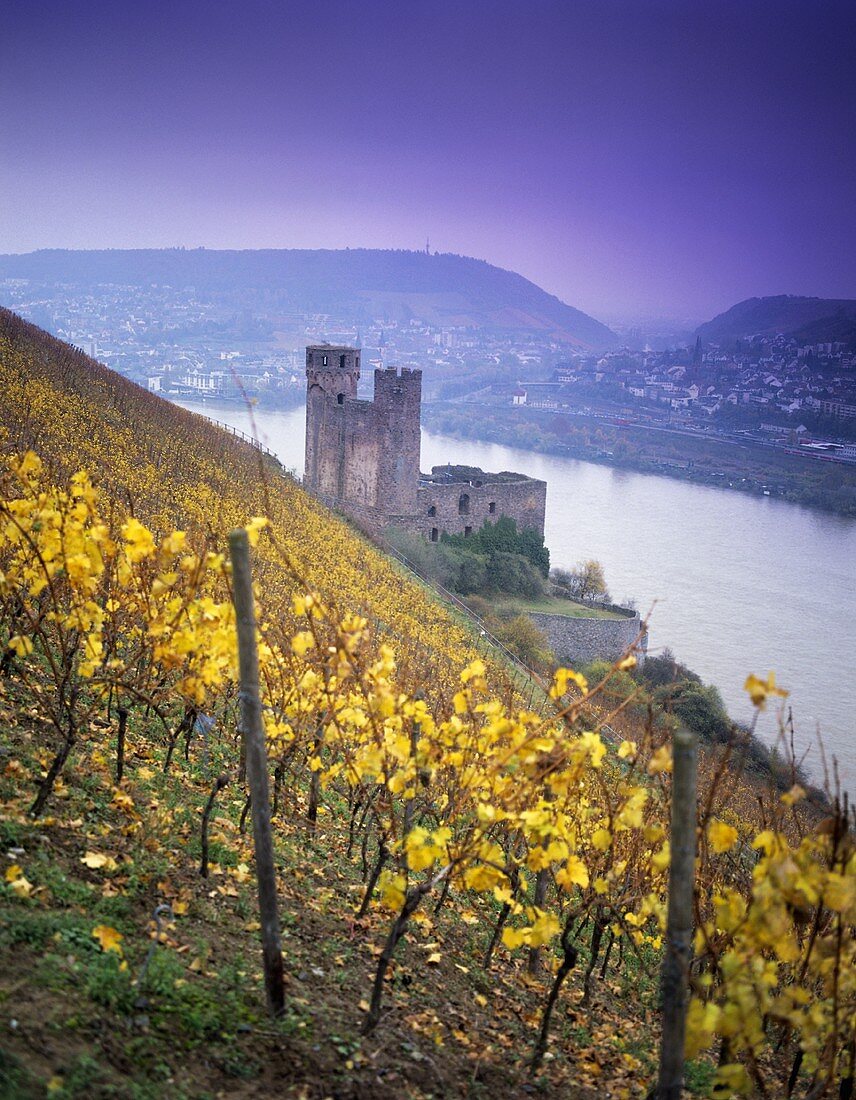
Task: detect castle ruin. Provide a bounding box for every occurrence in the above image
[303,344,546,541]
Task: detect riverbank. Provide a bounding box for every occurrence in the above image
[421,401,856,518]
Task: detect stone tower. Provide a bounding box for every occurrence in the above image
[303,345,422,526]
[371,366,422,517]
[304,345,361,498]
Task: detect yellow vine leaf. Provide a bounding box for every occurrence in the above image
[591,828,612,851]
[501,925,528,950]
[377,870,406,912]
[781,784,806,806]
[708,819,739,854]
[121,517,156,562]
[714,1064,752,1094]
[245,516,269,547]
[824,873,856,915]
[685,998,721,1059]
[744,671,788,709]
[528,911,561,947]
[550,666,588,699]
[555,855,589,891]
[8,635,34,657]
[647,745,673,775]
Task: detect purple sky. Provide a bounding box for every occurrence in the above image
[2,0,855,320]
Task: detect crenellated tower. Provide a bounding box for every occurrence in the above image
[304,345,361,499]
[371,366,422,517]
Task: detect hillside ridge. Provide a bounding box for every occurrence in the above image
[697,293,856,344]
[0,247,616,349]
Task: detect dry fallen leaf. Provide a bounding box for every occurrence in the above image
[81,851,118,872]
[10,874,34,898]
[92,924,124,956]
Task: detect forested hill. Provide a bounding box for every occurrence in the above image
[0,247,616,349]
[696,294,856,345]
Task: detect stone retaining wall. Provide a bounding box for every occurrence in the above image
[529,610,648,668]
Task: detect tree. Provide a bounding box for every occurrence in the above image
[550,567,575,591]
[563,559,609,602]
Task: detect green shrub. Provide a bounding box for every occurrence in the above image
[489,614,553,671]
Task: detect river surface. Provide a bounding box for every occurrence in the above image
[174,398,855,789]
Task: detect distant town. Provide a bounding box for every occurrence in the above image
[510,334,856,462]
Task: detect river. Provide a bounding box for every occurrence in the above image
[174,397,855,789]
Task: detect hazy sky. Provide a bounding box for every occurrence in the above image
[2,0,854,320]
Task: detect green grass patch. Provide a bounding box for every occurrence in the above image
[501,596,626,619]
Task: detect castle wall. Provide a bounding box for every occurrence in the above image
[415,476,546,540]
[340,400,382,510]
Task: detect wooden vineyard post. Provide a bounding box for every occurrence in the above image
[228,528,285,1017]
[115,706,128,783]
[654,726,698,1099]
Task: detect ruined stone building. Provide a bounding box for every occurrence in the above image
[303,344,546,540]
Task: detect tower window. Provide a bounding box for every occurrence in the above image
[337,393,345,405]
[488,501,496,514]
[427,504,436,516]
[458,493,470,515]
[322,354,328,366]
[464,525,473,537]
[339,354,346,369]
[430,527,439,542]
